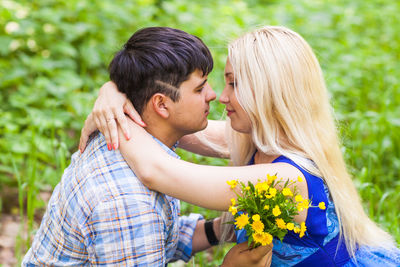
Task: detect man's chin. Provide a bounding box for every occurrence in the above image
[199,119,208,131]
[184,121,208,135]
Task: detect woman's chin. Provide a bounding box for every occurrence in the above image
[230,122,251,134]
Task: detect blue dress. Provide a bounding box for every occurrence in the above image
[236,155,400,266]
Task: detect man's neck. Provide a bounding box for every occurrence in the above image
[141,109,184,149]
[144,124,182,149]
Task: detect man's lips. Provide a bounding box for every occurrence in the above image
[205,106,210,116]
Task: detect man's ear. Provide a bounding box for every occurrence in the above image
[151,93,171,119]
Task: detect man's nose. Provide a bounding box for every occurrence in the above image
[206,84,217,102]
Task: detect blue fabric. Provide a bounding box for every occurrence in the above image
[293,235,350,267]
[236,154,400,266]
[235,227,248,244]
[345,245,400,267]
[235,211,249,244]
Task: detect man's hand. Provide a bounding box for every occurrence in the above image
[221,242,273,267]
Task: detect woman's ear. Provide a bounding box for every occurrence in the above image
[151,93,170,119]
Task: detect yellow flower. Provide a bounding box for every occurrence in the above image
[253,232,265,245]
[297,199,310,211]
[272,205,281,217]
[227,180,238,189]
[286,222,294,231]
[299,222,307,238]
[230,198,236,206]
[275,218,286,229]
[318,202,326,210]
[264,205,270,210]
[269,187,277,197]
[262,232,273,245]
[253,232,273,246]
[297,176,303,182]
[294,226,300,233]
[295,194,303,202]
[267,174,277,184]
[252,220,264,233]
[245,186,250,191]
[297,204,304,212]
[255,181,269,194]
[266,187,277,198]
[282,188,293,197]
[235,213,249,229]
[229,205,238,215]
[252,214,261,221]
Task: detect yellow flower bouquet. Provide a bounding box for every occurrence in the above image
[227,174,325,247]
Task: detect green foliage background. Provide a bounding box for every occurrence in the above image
[1,0,399,265]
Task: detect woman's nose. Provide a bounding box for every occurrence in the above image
[219,87,229,104]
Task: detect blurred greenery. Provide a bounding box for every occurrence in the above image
[0,0,399,265]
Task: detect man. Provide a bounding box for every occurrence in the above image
[23,27,220,266]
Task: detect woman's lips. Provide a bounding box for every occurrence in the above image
[227,109,235,116]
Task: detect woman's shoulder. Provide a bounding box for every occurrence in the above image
[248,153,306,185]
[272,155,325,190]
[271,155,331,203]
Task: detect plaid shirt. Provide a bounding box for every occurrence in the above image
[23,132,201,266]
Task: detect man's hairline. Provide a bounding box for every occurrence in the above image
[154,68,210,93]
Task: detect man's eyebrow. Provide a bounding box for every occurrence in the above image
[195,79,207,89]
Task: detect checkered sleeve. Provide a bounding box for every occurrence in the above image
[86,195,166,266]
[172,213,203,262]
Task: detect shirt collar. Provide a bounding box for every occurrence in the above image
[151,135,180,160]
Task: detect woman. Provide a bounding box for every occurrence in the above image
[80,26,400,266]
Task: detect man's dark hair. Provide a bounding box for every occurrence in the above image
[109,27,213,114]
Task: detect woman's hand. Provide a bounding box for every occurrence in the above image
[221,242,273,267]
[79,81,146,152]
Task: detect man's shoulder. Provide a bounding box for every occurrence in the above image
[62,132,175,212]
[71,131,130,177]
[58,132,152,205]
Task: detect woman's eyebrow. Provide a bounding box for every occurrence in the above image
[224,72,233,78]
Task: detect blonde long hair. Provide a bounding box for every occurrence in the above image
[224,26,394,256]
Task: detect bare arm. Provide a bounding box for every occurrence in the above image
[179,120,230,159]
[191,217,222,253]
[79,82,229,159]
[118,119,306,211]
